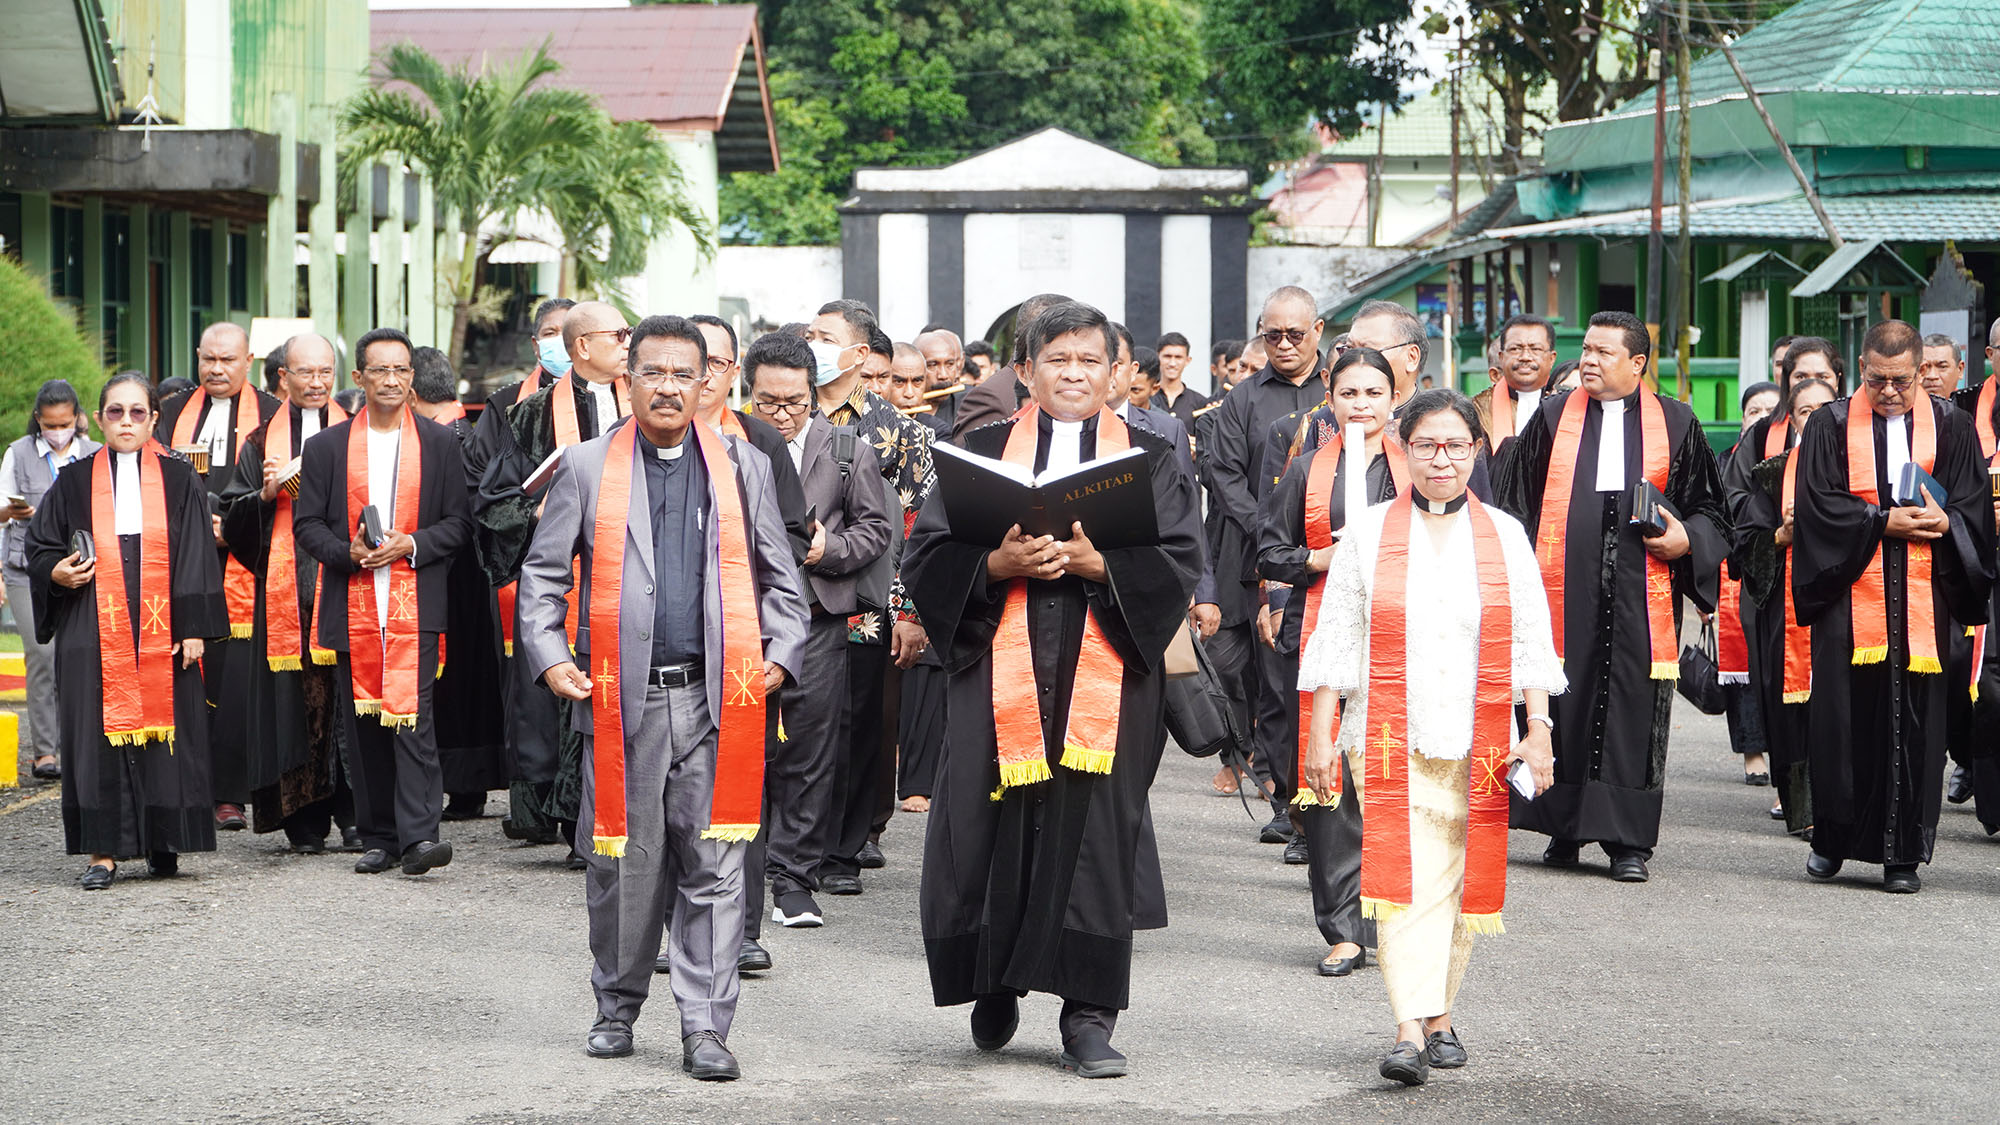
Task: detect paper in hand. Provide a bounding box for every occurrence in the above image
[1507,758,1538,800]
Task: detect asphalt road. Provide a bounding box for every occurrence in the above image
[3,707,1997,1124]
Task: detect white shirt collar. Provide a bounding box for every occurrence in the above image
[1885,411,1912,486]
[112,450,143,535]
[1046,418,1085,474]
[1594,396,1627,493]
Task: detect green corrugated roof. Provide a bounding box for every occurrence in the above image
[1491,191,2000,242]
[1322,82,1554,160]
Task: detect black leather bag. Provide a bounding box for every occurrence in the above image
[1164,629,1246,758]
[1676,618,1728,716]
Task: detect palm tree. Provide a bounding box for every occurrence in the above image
[520,118,715,305]
[342,42,706,367]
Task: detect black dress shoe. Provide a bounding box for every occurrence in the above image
[1258,814,1293,844]
[1609,856,1649,883]
[822,873,863,896]
[501,816,563,845]
[1744,772,1771,787]
[1947,765,1973,805]
[1805,850,1842,880]
[336,826,364,853]
[1282,836,1309,865]
[1542,840,1581,868]
[1379,1040,1429,1086]
[401,840,453,875]
[1060,1028,1128,1078]
[738,939,773,972]
[30,757,61,781]
[147,851,179,878]
[1768,803,1786,821]
[78,863,115,891]
[353,848,397,874]
[1317,945,1366,977]
[285,829,326,855]
[654,952,672,974]
[682,1031,739,1080]
[585,1019,633,1059]
[1883,865,1921,894]
[857,840,886,869]
[1424,1028,1468,1069]
[970,994,1019,1051]
[565,847,588,871]
[441,793,488,821]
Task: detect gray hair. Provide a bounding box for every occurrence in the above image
[1353,299,1430,369]
[1923,333,1963,364]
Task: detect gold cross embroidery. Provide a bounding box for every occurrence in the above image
[1475,748,1510,796]
[1647,571,1673,602]
[391,586,416,622]
[100,594,123,632]
[142,594,168,636]
[1540,526,1563,568]
[597,657,619,709]
[1371,722,1403,780]
[727,657,759,707]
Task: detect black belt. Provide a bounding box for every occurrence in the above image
[646,661,703,688]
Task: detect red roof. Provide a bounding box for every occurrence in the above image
[370,5,777,169]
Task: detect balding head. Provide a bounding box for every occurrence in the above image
[281,333,338,411]
[563,301,629,384]
[197,321,252,399]
[915,329,964,388]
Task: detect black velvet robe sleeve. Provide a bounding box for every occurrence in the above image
[1664,405,1730,613]
[1931,404,1995,626]
[1492,390,1558,527]
[468,388,544,587]
[219,425,275,572]
[25,459,91,645]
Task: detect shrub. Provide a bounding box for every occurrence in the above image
[0,256,108,441]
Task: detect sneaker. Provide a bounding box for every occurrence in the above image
[771,890,823,928]
[214,803,248,831]
[1258,813,1292,844]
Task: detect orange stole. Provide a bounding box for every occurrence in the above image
[989,407,1130,791]
[583,421,766,856]
[90,448,177,745]
[1972,377,1999,701]
[1535,391,1677,678]
[1716,578,1749,684]
[173,389,263,638]
[1845,399,1941,673]
[1344,494,1514,933]
[1778,449,1813,702]
[343,411,425,727]
[547,375,628,645]
[262,403,348,671]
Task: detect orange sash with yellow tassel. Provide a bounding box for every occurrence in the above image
[173,388,263,638]
[343,410,424,727]
[989,406,1129,791]
[262,402,347,671]
[1846,397,1940,673]
[90,447,177,745]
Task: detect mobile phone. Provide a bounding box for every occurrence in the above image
[69,529,94,562]
[5,494,26,507]
[360,504,385,549]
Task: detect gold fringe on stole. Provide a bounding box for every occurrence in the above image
[700,823,759,843]
[267,655,303,672]
[378,710,418,730]
[997,758,1053,789]
[1291,788,1340,810]
[1461,912,1506,936]
[592,835,627,858]
[1059,744,1115,774]
[1783,690,1812,704]
[105,726,176,747]
[1909,655,1944,675]
[1649,660,1679,680]
[502,641,514,657]
[989,786,1007,802]
[310,648,337,666]
[354,700,382,716]
[1853,644,1889,665]
[1360,897,1409,923]
[229,623,255,639]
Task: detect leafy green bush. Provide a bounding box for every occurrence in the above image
[0,255,108,441]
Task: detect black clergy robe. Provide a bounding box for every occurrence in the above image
[1791,397,1993,866]
[156,385,283,806]
[219,405,349,833]
[1722,414,1813,831]
[27,451,227,857]
[1946,381,2000,834]
[904,415,1202,1011]
[1494,387,1730,854]
[427,409,510,796]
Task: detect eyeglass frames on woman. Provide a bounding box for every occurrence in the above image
[1408,439,1477,462]
[100,405,150,423]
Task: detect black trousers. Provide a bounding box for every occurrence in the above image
[822,640,891,881]
[1254,641,1294,821]
[335,632,442,855]
[1206,620,1270,796]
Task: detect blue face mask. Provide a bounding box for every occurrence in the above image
[808,340,849,387]
[537,336,573,379]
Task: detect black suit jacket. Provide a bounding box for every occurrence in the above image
[292,413,474,648]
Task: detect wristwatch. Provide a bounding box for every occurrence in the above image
[1526,714,1554,731]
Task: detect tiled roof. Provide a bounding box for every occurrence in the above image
[1490,192,2000,242]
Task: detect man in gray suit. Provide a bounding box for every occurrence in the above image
[739,331,892,932]
[519,315,808,1081]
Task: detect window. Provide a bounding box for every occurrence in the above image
[227,229,249,310]
[51,204,85,300]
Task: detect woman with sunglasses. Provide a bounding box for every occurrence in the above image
[1299,388,1564,1086]
[26,372,227,889]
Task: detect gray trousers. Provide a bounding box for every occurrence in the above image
[4,579,56,759]
[579,679,746,1039]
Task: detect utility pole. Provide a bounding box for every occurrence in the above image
[1675,0,1694,403]
[1694,0,1842,248]
[1646,6,1666,358]
[1446,19,1464,382]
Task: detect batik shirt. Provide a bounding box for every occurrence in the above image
[823,385,937,642]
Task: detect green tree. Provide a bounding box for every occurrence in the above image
[0,256,107,442]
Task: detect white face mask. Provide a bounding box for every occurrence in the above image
[808,340,850,387]
[40,425,75,451]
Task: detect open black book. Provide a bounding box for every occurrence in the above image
[932,441,1158,549]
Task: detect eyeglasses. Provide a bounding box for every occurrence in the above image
[363,365,413,379]
[1261,328,1313,347]
[634,369,700,388]
[752,399,810,417]
[580,327,634,346]
[1408,439,1476,462]
[1862,375,1917,391]
[286,367,337,381]
[1502,344,1552,357]
[101,405,150,423]
[705,356,735,374]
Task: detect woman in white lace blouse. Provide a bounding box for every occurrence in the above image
[1298,389,1565,1087]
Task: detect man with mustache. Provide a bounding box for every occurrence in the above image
[1473,314,1558,457]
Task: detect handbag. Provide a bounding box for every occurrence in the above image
[1162,621,1199,679]
[1675,617,1728,716]
[1163,628,1246,758]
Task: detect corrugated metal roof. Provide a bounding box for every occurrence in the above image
[1490,192,2000,242]
[1323,83,1555,160]
[370,6,774,167]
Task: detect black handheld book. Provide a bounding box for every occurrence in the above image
[69,529,93,562]
[932,442,1158,549]
[1893,462,1947,509]
[1628,480,1679,538]
[359,504,386,549]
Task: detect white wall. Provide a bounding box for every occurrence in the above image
[716,245,844,329]
[962,213,1126,344]
[638,132,719,316]
[1158,214,1214,393]
[1248,245,1406,323]
[183,0,232,128]
[874,213,930,339]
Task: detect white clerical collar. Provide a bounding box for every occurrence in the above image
[1046,417,1085,473]
[1115,402,1131,421]
[112,449,143,534]
[1594,395,1628,492]
[1885,411,1912,484]
[658,440,685,461]
[1516,386,1543,430]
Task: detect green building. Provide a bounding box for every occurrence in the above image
[0,0,443,379]
[1332,0,2000,439]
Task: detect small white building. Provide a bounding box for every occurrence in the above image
[838,128,1253,381]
